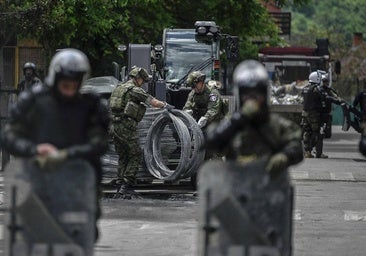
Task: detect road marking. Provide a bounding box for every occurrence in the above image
[330,172,355,181]
[139,224,152,230]
[0,225,3,240]
[290,171,309,180]
[294,210,302,220]
[344,211,366,221]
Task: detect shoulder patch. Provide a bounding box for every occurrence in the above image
[209,94,218,102]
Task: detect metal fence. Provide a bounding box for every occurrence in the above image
[0,88,17,171]
[0,45,45,170]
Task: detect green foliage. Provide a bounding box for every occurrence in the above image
[1,0,308,75]
[288,0,366,98]
[290,0,366,48]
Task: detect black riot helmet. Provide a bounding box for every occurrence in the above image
[23,62,36,73]
[233,60,269,106]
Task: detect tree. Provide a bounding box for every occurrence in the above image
[289,0,366,98]
[1,0,309,75]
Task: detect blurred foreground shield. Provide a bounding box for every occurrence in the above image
[197,159,293,256]
[4,159,96,256]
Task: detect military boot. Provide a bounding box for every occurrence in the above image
[304,151,314,158]
[316,153,328,159]
[114,184,142,200]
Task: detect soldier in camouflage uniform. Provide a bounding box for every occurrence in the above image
[206,60,303,174]
[301,71,329,158]
[316,73,340,158]
[183,71,225,129]
[110,66,167,198]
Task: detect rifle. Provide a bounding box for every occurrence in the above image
[326,96,363,132]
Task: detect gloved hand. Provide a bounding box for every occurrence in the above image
[184,109,193,115]
[35,150,68,170]
[265,153,288,175]
[163,102,175,110]
[241,99,260,119]
[198,116,208,128]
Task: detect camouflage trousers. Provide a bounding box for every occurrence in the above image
[301,111,322,153]
[112,119,141,185]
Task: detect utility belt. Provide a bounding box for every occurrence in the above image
[237,154,259,164]
[112,114,137,123]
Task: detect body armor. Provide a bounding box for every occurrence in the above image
[110,82,147,122]
[302,84,322,112]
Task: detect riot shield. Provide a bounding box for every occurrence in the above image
[3,159,96,256]
[197,159,293,256]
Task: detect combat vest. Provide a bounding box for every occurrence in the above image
[302,84,322,112]
[191,87,224,120]
[110,82,146,122]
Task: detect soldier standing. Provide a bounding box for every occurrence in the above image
[301,71,325,158]
[183,71,225,129]
[109,66,167,199]
[1,49,110,241]
[316,73,340,158]
[18,62,43,93]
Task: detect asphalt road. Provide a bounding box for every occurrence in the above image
[95,126,366,256]
[0,126,365,256]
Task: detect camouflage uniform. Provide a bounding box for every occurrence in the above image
[225,114,303,164]
[301,80,338,157]
[183,85,224,126]
[110,79,152,185]
[301,83,323,156]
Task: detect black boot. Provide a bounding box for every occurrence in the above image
[114,184,141,199]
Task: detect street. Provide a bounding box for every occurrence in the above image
[0,126,365,255]
[95,126,366,256]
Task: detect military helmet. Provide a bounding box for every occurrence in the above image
[129,66,152,82]
[23,62,36,72]
[187,71,206,88]
[233,60,269,104]
[45,48,90,86]
[308,71,321,84]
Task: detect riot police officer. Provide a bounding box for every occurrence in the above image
[206,60,303,172]
[110,66,167,199]
[183,71,224,129]
[18,62,43,93]
[200,60,303,256]
[1,49,110,241]
[301,71,325,158]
